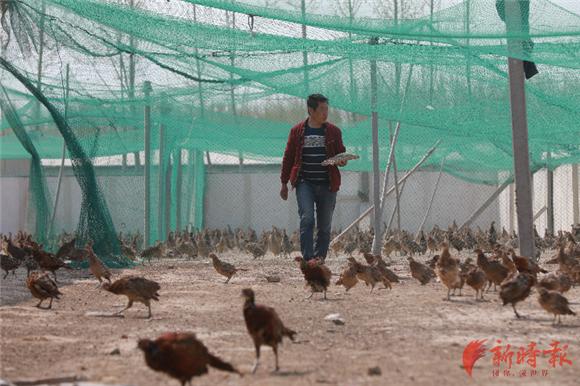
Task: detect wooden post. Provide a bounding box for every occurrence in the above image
[505,0,535,258]
[143,81,152,248]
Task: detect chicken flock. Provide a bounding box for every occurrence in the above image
[1,221,579,385]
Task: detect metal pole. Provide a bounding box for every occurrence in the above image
[158,122,165,240]
[417,157,445,234]
[573,164,579,226]
[176,148,183,231]
[48,63,69,239]
[143,81,152,248]
[461,179,512,229]
[301,0,309,94]
[546,155,554,234]
[505,0,535,258]
[331,140,440,246]
[509,182,515,233]
[370,37,381,255]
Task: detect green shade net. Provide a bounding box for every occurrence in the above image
[1,0,579,265]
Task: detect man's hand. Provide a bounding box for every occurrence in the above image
[280,183,289,200]
[336,159,347,167]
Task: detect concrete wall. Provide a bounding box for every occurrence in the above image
[1,163,578,236]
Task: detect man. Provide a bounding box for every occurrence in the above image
[280,94,348,261]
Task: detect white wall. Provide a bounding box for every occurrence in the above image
[1,165,578,236]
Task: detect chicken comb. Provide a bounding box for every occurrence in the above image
[462,339,487,377]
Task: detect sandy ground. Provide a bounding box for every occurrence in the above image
[0,250,579,386]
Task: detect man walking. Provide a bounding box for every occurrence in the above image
[280,94,348,261]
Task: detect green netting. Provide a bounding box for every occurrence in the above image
[1,0,579,265]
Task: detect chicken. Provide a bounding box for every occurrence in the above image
[31,247,70,282]
[537,272,572,294]
[347,257,391,292]
[1,253,20,278]
[294,256,331,299]
[509,248,547,277]
[55,237,76,260]
[435,244,462,300]
[209,253,246,283]
[26,272,62,309]
[141,241,164,262]
[335,264,359,291]
[499,272,536,318]
[407,256,435,285]
[102,276,160,318]
[363,253,400,283]
[86,242,111,284]
[246,242,265,259]
[242,288,296,373]
[138,332,240,386]
[537,288,576,325]
[464,267,487,300]
[475,249,509,292]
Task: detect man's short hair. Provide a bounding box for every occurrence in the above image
[307,94,329,111]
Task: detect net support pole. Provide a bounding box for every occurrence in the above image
[505,0,535,259]
[546,154,554,234]
[331,140,440,246]
[417,157,445,234]
[573,164,579,226]
[143,81,152,248]
[176,148,183,232]
[49,63,69,241]
[509,182,515,233]
[370,37,381,256]
[461,179,512,229]
[301,0,309,94]
[158,122,165,241]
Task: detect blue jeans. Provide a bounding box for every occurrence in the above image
[296,180,337,261]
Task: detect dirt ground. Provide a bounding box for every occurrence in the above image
[1,250,579,386]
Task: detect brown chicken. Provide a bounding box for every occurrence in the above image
[537,272,572,294]
[141,241,164,262]
[55,237,76,260]
[509,248,547,277]
[26,272,62,309]
[295,256,331,299]
[464,267,487,300]
[347,257,391,292]
[536,288,576,325]
[363,253,400,283]
[86,242,111,285]
[102,275,160,318]
[335,264,359,291]
[435,244,462,300]
[209,253,246,283]
[476,249,510,292]
[138,332,240,386]
[499,272,536,318]
[1,253,20,278]
[31,246,70,282]
[242,288,296,373]
[407,256,435,285]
